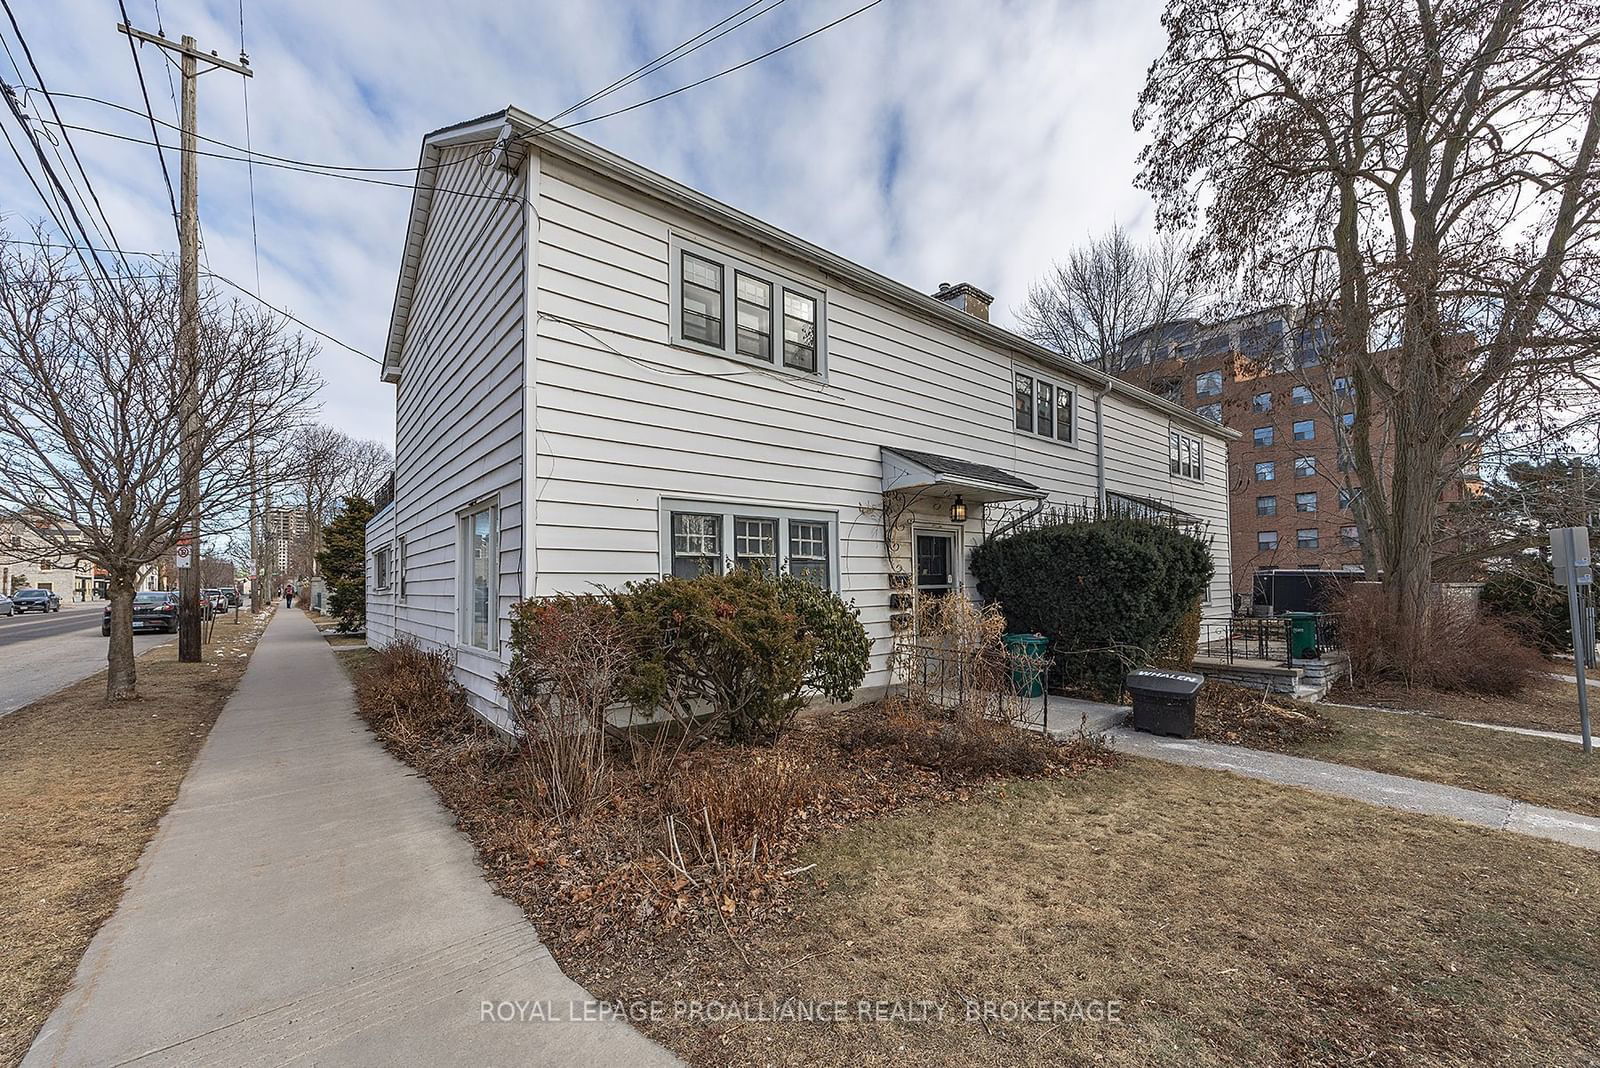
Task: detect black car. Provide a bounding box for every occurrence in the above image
[102,590,179,636]
[12,588,60,613]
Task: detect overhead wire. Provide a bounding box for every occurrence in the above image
[115,0,179,234]
[237,0,260,290]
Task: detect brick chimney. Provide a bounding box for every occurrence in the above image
[932,281,993,322]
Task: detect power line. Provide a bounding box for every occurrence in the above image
[0,83,114,287]
[551,0,888,134]
[237,0,259,290]
[0,0,129,272]
[115,0,179,234]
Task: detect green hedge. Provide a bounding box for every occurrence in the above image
[969,518,1213,698]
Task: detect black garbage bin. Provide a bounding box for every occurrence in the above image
[1125,668,1205,739]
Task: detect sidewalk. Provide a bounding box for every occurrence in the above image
[1041,697,1600,853]
[25,610,677,1067]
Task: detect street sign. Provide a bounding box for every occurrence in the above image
[175,542,193,570]
[1551,526,1594,754]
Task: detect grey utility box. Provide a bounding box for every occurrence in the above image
[1126,669,1205,739]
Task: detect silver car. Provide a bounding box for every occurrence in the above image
[0,591,13,617]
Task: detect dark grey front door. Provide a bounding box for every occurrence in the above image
[914,533,956,596]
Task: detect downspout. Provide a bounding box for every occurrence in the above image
[1094,381,1111,514]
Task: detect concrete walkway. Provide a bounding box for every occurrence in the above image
[26,611,677,1067]
[1040,697,1600,853]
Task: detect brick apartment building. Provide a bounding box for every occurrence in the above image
[1115,309,1480,608]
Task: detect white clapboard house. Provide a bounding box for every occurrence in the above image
[365,107,1237,730]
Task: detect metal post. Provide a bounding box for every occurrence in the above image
[1553,526,1593,754]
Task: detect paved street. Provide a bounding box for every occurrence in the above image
[0,600,177,717]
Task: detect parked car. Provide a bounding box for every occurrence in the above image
[12,588,61,613]
[222,587,241,608]
[102,590,179,636]
[203,588,230,612]
[0,591,13,617]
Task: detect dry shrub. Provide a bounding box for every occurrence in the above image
[891,594,1046,728]
[665,753,828,864]
[500,595,633,820]
[1334,585,1542,696]
[360,637,470,743]
[845,696,1068,778]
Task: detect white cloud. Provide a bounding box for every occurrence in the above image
[3,0,1167,449]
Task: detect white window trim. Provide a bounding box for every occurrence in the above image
[1012,368,1078,446]
[373,543,393,592]
[658,497,841,592]
[1169,428,1204,482]
[456,498,499,655]
[668,233,829,381]
[910,523,965,596]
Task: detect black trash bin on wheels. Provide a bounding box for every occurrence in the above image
[1125,669,1205,739]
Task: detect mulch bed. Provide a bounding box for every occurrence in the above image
[1193,683,1338,750]
[337,650,1117,983]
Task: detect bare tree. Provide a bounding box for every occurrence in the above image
[1137,0,1600,631]
[0,237,319,698]
[1015,224,1199,372]
[283,426,391,579]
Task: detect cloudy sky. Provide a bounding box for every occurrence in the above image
[5,0,1168,447]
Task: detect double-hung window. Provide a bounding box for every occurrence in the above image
[373,544,392,591]
[1295,455,1316,478]
[1255,460,1276,482]
[1296,491,1318,513]
[1014,371,1075,443]
[458,503,497,651]
[671,236,826,377]
[1293,419,1316,441]
[1258,531,1279,551]
[1169,430,1203,481]
[1253,426,1274,447]
[1195,370,1223,397]
[664,501,838,591]
[1257,495,1277,516]
[1297,528,1320,549]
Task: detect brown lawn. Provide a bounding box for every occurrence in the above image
[0,612,269,1067]
[1287,703,1600,819]
[609,759,1600,1067]
[1332,676,1588,734]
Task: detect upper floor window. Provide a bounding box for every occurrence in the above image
[1195,370,1223,397]
[1295,455,1317,478]
[1170,430,1203,481]
[1293,419,1316,441]
[1015,371,1075,443]
[1255,461,1276,481]
[1258,530,1279,550]
[1297,528,1320,549]
[1256,495,1277,516]
[1295,491,1318,513]
[1253,426,1274,447]
[1252,392,1272,412]
[1195,402,1222,424]
[1340,525,1360,548]
[1333,376,1352,397]
[1340,412,1355,429]
[671,236,826,377]
[1291,385,1314,406]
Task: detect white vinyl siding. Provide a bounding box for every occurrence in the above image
[668,233,827,379]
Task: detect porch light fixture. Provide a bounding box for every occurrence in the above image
[949,496,968,524]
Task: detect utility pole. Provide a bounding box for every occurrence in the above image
[117,22,252,660]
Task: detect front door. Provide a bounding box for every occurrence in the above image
[914,532,957,596]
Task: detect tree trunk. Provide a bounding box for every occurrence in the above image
[105,569,138,700]
[1383,426,1445,636]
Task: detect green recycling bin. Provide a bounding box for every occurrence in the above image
[1285,612,1320,659]
[1002,633,1049,697]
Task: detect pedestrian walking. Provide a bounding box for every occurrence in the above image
[283,583,295,609]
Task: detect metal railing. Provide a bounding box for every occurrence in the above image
[890,640,1052,735]
[372,471,395,513]
[1200,615,1340,667]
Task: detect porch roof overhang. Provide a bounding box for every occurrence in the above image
[881,447,1046,504]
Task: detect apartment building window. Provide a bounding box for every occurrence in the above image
[1253,426,1274,447]
[1295,455,1316,478]
[458,502,497,651]
[1258,531,1279,551]
[1296,491,1318,513]
[1257,495,1277,516]
[1340,525,1360,548]
[1195,402,1222,424]
[1255,461,1276,481]
[1333,376,1352,397]
[1339,487,1362,509]
[1195,370,1223,398]
[1252,392,1272,412]
[1153,376,1183,403]
[1169,430,1203,481]
[1297,528,1320,549]
[1291,385,1314,405]
[1015,371,1075,443]
[1293,419,1316,441]
[1341,412,1355,429]
[663,501,837,590]
[671,236,826,376]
